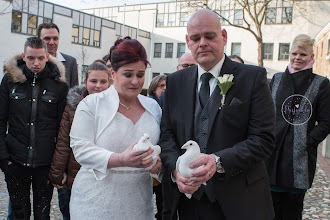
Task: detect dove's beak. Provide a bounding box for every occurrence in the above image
[181,144,187,150]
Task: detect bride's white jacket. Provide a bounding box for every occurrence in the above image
[70,85,162,180]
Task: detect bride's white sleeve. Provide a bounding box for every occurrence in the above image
[70,99,113,180]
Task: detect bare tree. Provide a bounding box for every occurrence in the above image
[0,0,13,15]
[78,45,89,82]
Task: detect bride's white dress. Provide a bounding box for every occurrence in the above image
[70,111,160,220]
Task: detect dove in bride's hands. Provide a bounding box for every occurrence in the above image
[133,133,161,171]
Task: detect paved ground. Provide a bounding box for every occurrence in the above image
[0,148,329,219]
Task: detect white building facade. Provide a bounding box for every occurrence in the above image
[1,0,330,85]
[0,0,152,87]
[83,0,330,78]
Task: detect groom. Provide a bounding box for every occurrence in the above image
[159,9,275,220]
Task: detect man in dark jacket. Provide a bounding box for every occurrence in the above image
[0,37,68,219]
[38,22,79,88]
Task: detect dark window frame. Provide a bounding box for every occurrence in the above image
[278,43,290,60]
[231,42,241,57]
[165,43,173,58]
[233,9,243,25]
[281,7,292,24]
[154,43,162,58]
[263,43,274,60]
[265,7,276,24]
[177,43,185,58]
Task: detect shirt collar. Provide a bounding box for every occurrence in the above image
[56,51,66,62]
[197,54,225,80]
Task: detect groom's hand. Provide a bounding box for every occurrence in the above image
[174,169,200,195]
[188,154,217,186]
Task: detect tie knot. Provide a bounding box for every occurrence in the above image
[201,72,213,83]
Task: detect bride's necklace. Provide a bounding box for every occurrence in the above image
[119,99,137,110]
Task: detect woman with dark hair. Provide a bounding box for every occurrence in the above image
[69,37,162,220]
[148,75,166,107]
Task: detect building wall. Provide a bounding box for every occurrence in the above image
[314,22,330,78]
[82,0,330,78]
[0,0,153,86]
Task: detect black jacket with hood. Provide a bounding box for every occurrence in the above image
[0,54,68,169]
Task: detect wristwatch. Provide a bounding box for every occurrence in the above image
[215,156,225,173]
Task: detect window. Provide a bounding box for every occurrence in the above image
[153,72,160,78]
[94,30,100,47]
[168,13,176,27]
[156,3,188,27]
[278,43,290,60]
[71,12,101,47]
[231,43,241,57]
[10,1,53,36]
[165,43,173,58]
[220,10,229,26]
[27,14,37,35]
[263,43,274,60]
[43,18,52,23]
[177,43,185,58]
[179,12,187,26]
[156,13,164,27]
[83,28,90,45]
[265,8,276,24]
[11,11,22,33]
[281,7,292,24]
[72,25,79,43]
[234,10,243,25]
[154,43,162,58]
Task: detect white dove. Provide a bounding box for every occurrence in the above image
[133,133,161,178]
[176,140,205,199]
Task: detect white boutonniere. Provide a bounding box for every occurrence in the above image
[217,74,234,106]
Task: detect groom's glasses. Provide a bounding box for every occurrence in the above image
[178,63,196,69]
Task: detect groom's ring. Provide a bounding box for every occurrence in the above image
[139,161,143,166]
[208,171,211,177]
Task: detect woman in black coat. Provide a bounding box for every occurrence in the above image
[267,34,330,220]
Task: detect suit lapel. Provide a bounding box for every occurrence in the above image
[208,57,236,133]
[183,66,198,140]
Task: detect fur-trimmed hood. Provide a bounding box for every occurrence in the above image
[3,54,66,84]
[67,85,87,110]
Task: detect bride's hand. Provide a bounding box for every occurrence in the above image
[119,143,154,168]
[148,157,161,175]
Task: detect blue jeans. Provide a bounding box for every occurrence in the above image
[58,188,71,220]
[7,200,13,220]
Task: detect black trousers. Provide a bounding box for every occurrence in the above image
[153,184,163,220]
[177,194,225,220]
[4,162,54,220]
[271,191,306,220]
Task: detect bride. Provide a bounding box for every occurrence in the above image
[69,37,162,220]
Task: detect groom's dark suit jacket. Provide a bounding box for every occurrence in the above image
[159,57,275,220]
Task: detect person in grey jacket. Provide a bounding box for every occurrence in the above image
[267,34,330,220]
